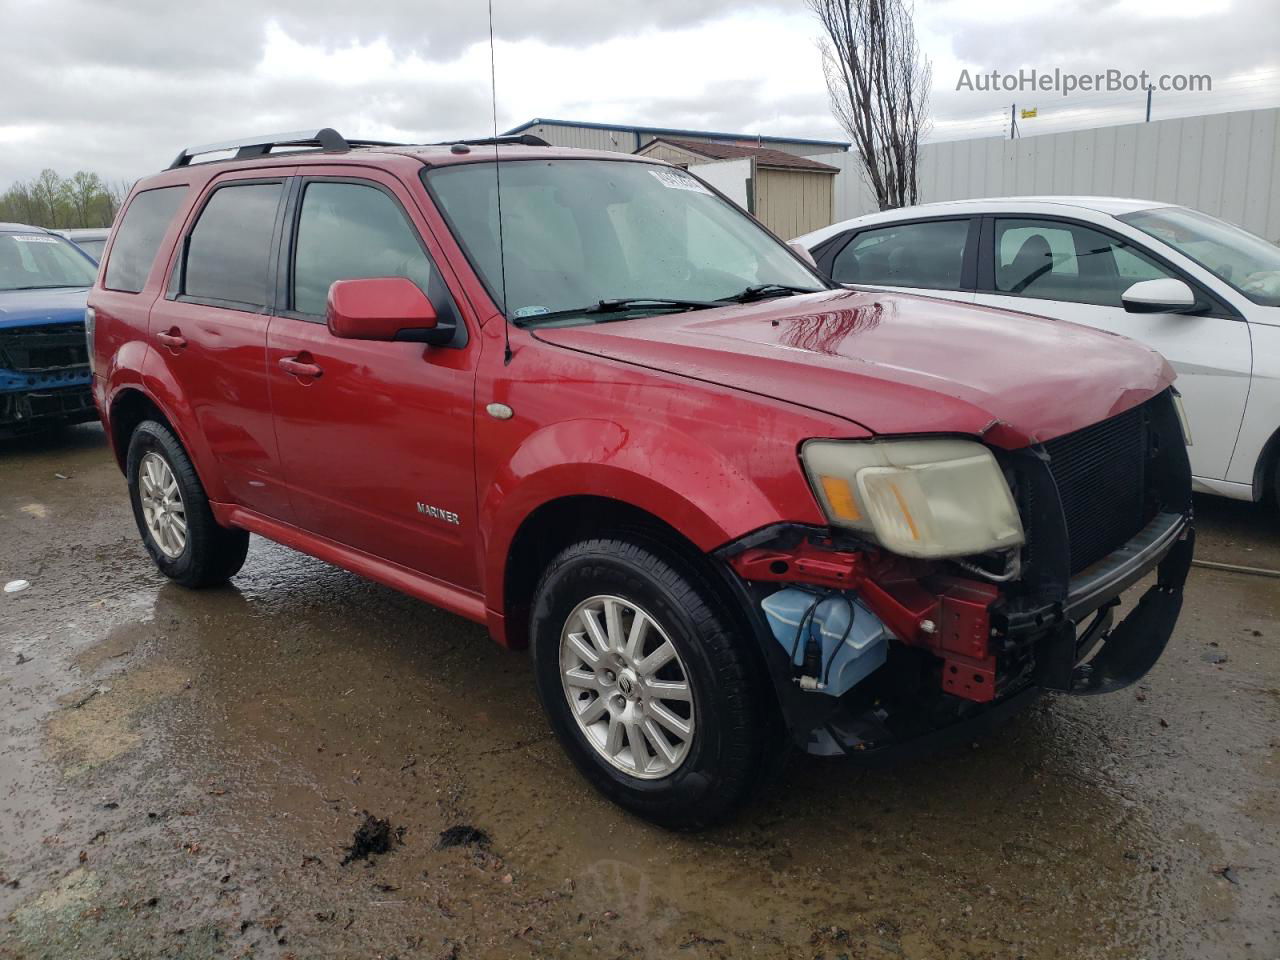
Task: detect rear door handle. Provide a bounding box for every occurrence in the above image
[157,329,187,350]
[278,356,323,379]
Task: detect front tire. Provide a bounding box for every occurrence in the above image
[530,537,773,829]
[126,420,248,587]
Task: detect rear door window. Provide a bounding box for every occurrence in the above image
[831,219,969,289]
[291,181,438,317]
[181,182,284,309]
[104,186,187,293]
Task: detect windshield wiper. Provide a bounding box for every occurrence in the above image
[718,283,824,303]
[513,297,721,326]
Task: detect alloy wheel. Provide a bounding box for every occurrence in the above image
[139,451,187,559]
[559,594,696,779]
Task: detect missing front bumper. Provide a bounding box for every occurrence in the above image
[1039,517,1193,696]
[719,508,1193,759]
[0,383,96,436]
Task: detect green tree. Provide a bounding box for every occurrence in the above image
[66,171,106,228]
[0,168,123,228]
[30,169,67,228]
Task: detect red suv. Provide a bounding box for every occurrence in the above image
[89,129,1193,827]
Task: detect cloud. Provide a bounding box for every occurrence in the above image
[0,0,1274,188]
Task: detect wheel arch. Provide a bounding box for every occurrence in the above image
[1251,421,1280,504]
[498,495,772,676]
[104,350,230,502]
[107,387,170,472]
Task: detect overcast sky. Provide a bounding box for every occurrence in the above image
[1,0,1277,187]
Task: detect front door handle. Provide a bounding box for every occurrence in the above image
[279,355,323,379]
[157,328,187,351]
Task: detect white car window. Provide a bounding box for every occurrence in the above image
[830,219,968,290]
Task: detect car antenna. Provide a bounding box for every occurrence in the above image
[487,0,513,365]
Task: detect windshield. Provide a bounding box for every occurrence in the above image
[1119,206,1280,307]
[0,232,98,291]
[424,159,823,322]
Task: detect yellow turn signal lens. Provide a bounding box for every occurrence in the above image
[887,481,921,541]
[818,475,861,522]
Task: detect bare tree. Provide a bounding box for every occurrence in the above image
[0,181,41,225]
[104,178,134,223]
[66,171,105,228]
[809,0,931,210]
[30,169,66,228]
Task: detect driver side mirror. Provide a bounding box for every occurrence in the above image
[1121,278,1199,315]
[327,277,453,345]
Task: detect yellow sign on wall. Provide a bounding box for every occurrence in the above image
[1021,108,1038,119]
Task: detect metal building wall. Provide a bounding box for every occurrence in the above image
[812,107,1280,241]
[519,122,641,152]
[512,122,846,158]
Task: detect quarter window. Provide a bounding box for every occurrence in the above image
[830,219,969,290]
[182,182,283,309]
[292,181,436,317]
[104,186,187,294]
[993,218,1177,307]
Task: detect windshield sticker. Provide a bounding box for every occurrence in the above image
[12,235,59,243]
[512,305,550,318]
[649,169,712,195]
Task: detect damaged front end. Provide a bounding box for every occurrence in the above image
[0,321,95,437]
[718,389,1193,758]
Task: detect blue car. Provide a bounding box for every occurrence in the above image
[0,223,99,437]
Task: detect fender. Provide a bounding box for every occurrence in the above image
[1227,320,1280,496]
[479,415,832,641]
[99,337,155,468]
[104,342,231,503]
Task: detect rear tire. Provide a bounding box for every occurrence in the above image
[530,537,774,829]
[126,420,248,587]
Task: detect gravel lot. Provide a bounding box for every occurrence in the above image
[2,423,1277,959]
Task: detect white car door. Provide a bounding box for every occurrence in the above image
[823,217,976,305]
[970,216,1251,484]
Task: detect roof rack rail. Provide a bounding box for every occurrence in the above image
[167,128,405,169]
[441,134,551,148]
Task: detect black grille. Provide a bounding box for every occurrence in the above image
[0,322,88,372]
[1044,402,1151,575]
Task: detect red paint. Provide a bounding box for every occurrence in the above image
[91,144,1172,680]
[327,277,438,341]
[536,288,1174,448]
[729,542,865,592]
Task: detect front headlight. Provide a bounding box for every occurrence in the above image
[801,438,1025,559]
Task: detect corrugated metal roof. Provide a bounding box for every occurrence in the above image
[504,117,850,150]
[638,137,840,172]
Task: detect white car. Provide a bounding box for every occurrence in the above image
[796,198,1280,507]
[55,227,110,262]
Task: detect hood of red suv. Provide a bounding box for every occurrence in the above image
[533,288,1174,448]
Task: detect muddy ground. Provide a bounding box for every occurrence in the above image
[1,423,1277,960]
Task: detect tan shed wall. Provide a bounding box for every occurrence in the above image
[754,169,835,239]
